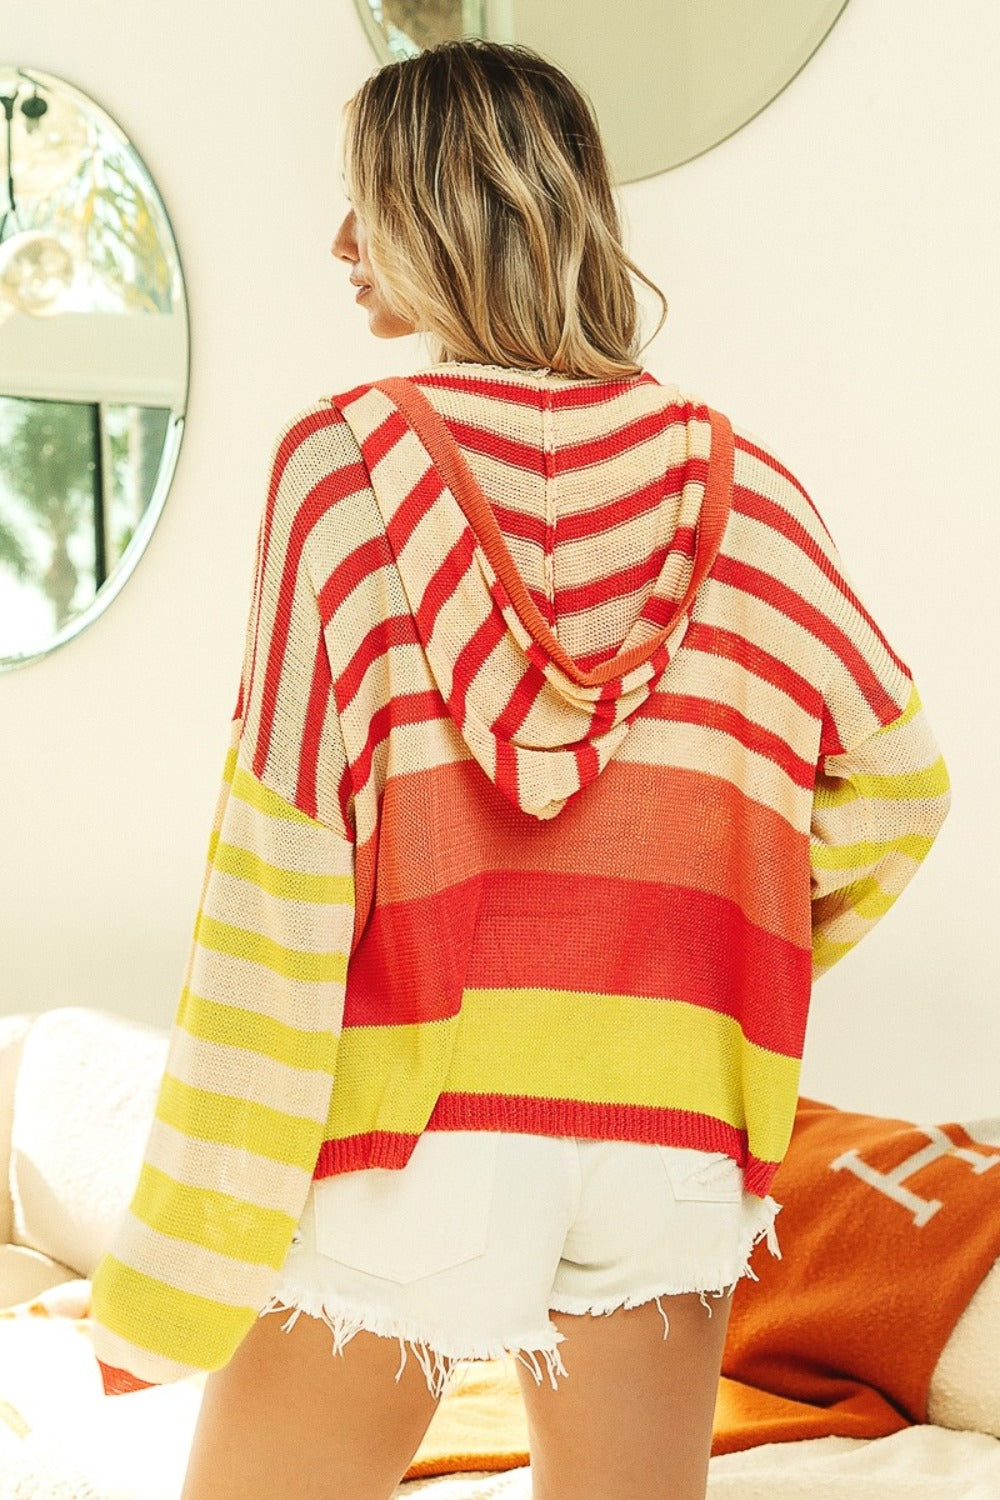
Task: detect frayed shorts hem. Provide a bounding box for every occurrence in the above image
[258,1194,782,1401]
[257,1292,569,1399]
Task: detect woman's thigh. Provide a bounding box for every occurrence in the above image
[517,1289,734,1500]
[180,1305,442,1500]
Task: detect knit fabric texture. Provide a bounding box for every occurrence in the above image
[89,362,950,1390]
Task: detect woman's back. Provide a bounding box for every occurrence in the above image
[239,359,943,1201]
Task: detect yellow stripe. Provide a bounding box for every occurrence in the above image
[883,679,922,730]
[826,877,898,921]
[813,931,857,972]
[232,764,318,825]
[90,1256,256,1370]
[156,1073,326,1169]
[222,741,238,785]
[131,1162,298,1268]
[207,839,354,904]
[325,993,798,1166]
[176,989,340,1071]
[193,913,348,983]
[814,756,950,807]
[810,831,935,871]
[325,1020,457,1134]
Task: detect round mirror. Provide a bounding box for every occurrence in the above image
[0,66,188,673]
[353,0,850,184]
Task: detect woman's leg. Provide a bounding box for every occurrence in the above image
[515,1289,733,1500]
[180,1306,443,1500]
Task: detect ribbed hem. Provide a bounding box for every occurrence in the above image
[311,1097,782,1199]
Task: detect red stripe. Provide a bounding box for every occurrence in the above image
[383,464,445,555]
[359,406,408,471]
[574,739,599,789]
[252,462,368,779]
[348,689,449,802]
[248,408,347,746]
[410,369,660,410]
[494,737,519,808]
[734,434,835,543]
[732,484,909,677]
[417,529,477,645]
[334,615,419,714]
[712,554,906,726]
[682,621,822,719]
[435,401,706,477]
[643,691,815,789]
[316,533,395,628]
[341,867,809,1048]
[312,1110,780,1196]
[491,662,547,739]
[552,525,696,620]
[483,464,704,553]
[451,610,508,731]
[295,630,333,821]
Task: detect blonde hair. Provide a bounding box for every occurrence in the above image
[341,38,668,379]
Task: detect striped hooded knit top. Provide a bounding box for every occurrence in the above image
[89,361,950,1391]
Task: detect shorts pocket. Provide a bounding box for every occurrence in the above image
[658,1146,744,1203]
[311,1131,500,1284]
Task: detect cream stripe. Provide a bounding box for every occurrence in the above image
[163,1027,336,1123]
[141,1113,312,1216]
[813,756,950,805]
[810,832,935,871]
[111,1210,289,1301]
[207,841,354,904]
[201,868,352,955]
[192,914,347,983]
[180,946,345,1022]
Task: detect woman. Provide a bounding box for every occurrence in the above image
[89,38,950,1500]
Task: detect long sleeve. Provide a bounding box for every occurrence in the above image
[89,407,357,1392]
[810,676,951,982]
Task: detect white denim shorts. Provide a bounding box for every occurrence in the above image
[258,1130,781,1399]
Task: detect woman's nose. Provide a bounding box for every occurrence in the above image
[331,212,357,261]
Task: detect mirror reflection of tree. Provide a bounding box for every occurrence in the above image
[0,401,96,629]
[382,0,463,50]
[0,398,170,638]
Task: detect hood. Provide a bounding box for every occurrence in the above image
[333,373,734,821]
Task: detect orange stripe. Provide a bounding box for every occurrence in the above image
[366,756,809,945]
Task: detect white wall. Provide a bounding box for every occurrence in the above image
[2,2,997,1126]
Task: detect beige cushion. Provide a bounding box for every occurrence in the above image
[9,1007,168,1278]
[927,1113,1000,1438]
[0,1012,39,1246]
[0,1242,79,1307]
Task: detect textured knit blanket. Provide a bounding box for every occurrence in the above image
[2,1219,1000,1500]
[715,1097,1000,1450]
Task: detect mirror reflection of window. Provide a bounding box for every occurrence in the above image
[0,397,170,657]
[353,0,850,182]
[0,66,188,672]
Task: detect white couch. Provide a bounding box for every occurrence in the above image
[1,1006,999,1500]
[0,1006,169,1310]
